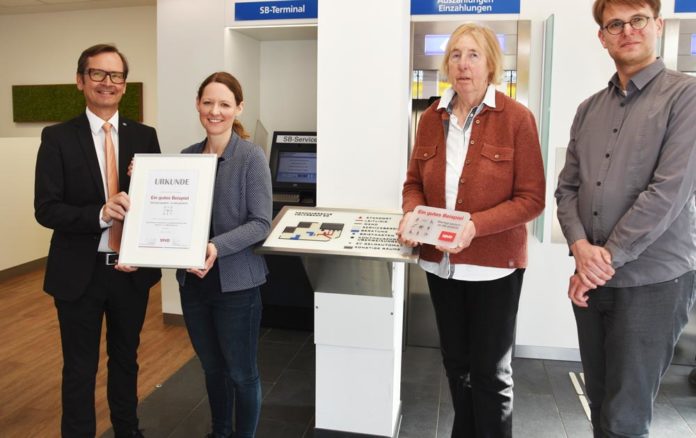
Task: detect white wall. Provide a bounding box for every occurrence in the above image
[225,33,319,157]
[316,0,411,210]
[226,30,261,149]
[0,6,158,138]
[0,138,51,271]
[157,0,226,156]
[157,0,227,314]
[259,39,318,147]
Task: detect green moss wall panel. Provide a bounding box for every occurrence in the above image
[12,83,143,123]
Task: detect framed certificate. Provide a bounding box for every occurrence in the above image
[118,154,217,269]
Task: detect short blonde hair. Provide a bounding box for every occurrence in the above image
[441,23,503,85]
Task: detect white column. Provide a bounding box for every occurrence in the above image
[316,0,411,209]
[157,0,226,315]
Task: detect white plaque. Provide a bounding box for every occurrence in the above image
[400,205,470,248]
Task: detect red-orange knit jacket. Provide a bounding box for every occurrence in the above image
[402,91,546,269]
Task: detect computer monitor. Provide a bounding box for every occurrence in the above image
[275,151,316,184]
[269,131,317,193]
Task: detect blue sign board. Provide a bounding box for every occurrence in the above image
[235,0,317,21]
[675,0,696,13]
[411,0,520,15]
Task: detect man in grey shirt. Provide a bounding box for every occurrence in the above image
[555,0,696,436]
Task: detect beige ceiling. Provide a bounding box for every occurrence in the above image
[0,0,155,15]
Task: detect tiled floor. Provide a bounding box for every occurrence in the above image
[102,328,696,438]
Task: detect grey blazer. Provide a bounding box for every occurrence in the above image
[176,132,272,291]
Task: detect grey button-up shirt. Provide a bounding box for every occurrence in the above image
[555,59,696,287]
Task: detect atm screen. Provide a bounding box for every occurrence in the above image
[692,34,696,56]
[276,151,317,184]
[424,34,505,56]
[424,35,449,55]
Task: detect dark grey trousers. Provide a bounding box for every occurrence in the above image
[427,269,524,438]
[573,271,696,438]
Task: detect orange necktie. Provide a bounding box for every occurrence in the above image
[103,122,122,253]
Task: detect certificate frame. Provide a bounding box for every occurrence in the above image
[119,153,217,269]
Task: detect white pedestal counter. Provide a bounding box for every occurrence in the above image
[258,207,415,437]
[308,257,405,437]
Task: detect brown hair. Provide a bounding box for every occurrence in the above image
[440,23,503,86]
[197,72,250,139]
[592,0,661,26]
[77,44,129,77]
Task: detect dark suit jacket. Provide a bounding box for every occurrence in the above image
[35,112,162,301]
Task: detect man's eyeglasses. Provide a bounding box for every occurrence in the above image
[602,15,653,35]
[85,68,126,84]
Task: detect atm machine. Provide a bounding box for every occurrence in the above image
[260,131,317,330]
[268,131,317,212]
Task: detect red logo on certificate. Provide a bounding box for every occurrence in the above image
[438,231,456,242]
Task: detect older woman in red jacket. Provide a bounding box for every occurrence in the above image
[398,23,545,437]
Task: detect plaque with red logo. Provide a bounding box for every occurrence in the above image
[401,205,470,249]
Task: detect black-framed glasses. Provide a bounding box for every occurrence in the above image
[602,15,653,35]
[85,68,126,84]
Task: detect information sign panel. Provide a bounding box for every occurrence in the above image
[258,206,417,263]
[411,0,520,16]
[675,0,696,13]
[235,0,317,21]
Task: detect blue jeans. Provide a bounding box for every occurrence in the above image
[180,285,262,438]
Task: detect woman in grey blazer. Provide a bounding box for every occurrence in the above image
[176,72,272,438]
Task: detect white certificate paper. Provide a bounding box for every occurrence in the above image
[119,154,217,269]
[138,170,199,249]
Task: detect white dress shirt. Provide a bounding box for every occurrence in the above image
[85,108,120,253]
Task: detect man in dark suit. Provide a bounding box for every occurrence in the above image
[34,44,161,438]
